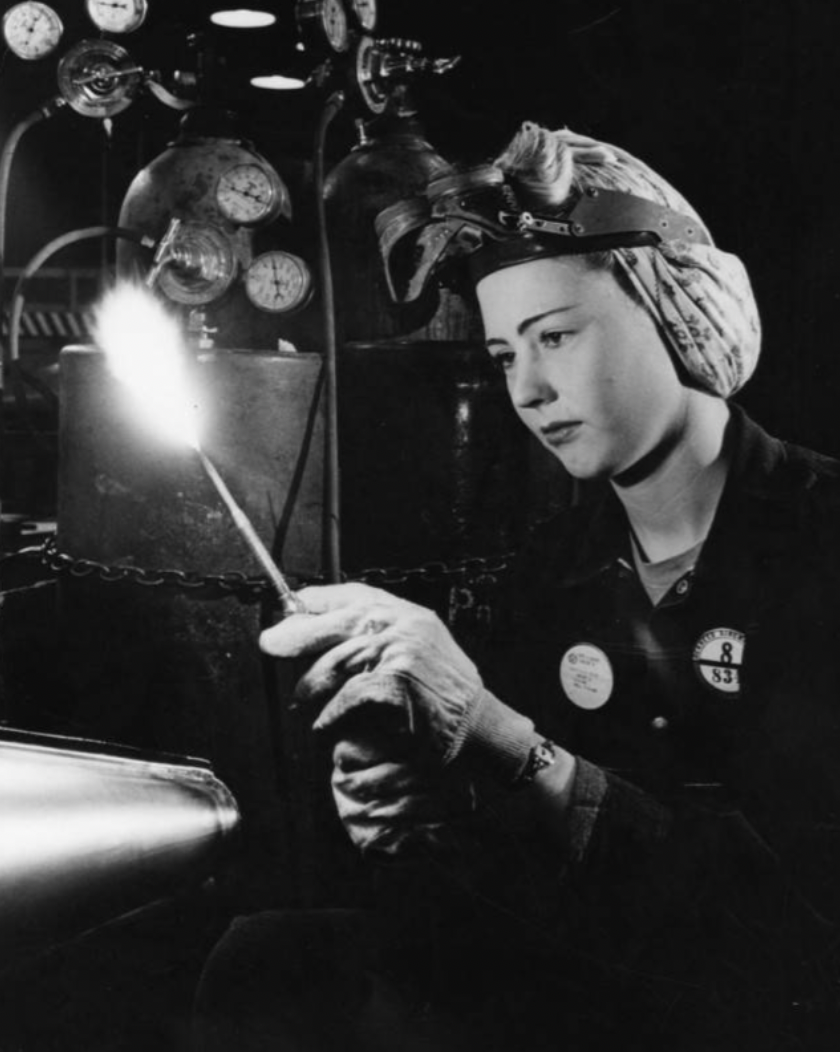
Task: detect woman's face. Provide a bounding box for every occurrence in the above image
[476,256,689,480]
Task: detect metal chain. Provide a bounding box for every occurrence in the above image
[38,536,274,599]
[353,553,513,589]
[30,536,514,599]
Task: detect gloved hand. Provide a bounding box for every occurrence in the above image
[259,583,538,780]
[330,728,475,855]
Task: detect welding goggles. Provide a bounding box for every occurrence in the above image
[376,165,712,303]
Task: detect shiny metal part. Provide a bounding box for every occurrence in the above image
[0,730,240,968]
[353,35,461,115]
[57,39,142,118]
[155,221,238,305]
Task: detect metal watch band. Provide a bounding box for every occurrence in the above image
[513,738,558,788]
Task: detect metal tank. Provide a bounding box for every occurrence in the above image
[0,728,239,970]
[324,111,481,344]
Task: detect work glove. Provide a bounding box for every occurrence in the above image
[259,583,538,780]
[329,728,475,855]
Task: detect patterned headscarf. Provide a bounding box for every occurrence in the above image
[493,125,762,398]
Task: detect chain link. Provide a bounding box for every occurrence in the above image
[39,536,274,600]
[33,536,515,600]
[353,553,513,590]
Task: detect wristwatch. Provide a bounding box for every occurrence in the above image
[513,739,558,787]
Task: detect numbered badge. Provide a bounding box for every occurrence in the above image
[693,627,745,694]
[560,643,614,710]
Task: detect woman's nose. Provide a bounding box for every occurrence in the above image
[509,349,555,409]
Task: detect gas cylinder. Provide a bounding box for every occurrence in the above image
[324,111,481,344]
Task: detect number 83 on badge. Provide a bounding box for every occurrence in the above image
[693,627,745,694]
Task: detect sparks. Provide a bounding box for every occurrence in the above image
[91,282,201,449]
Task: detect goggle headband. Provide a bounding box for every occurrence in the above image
[375,164,712,302]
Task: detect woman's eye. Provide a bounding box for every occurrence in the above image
[541,329,571,349]
[490,351,515,372]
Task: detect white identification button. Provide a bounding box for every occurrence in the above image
[560,643,614,710]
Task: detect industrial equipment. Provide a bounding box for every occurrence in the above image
[0,728,239,971]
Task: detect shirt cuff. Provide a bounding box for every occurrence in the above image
[454,687,539,782]
[565,757,609,863]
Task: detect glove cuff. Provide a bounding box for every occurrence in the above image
[453,687,539,783]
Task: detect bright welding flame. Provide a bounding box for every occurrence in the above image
[91,282,201,449]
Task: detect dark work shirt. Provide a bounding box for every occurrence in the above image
[475,405,840,1050]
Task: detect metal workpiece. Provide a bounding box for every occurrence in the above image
[0,730,240,968]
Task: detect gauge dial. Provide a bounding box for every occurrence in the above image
[2,2,63,60]
[295,0,349,54]
[157,222,238,307]
[85,0,148,34]
[349,0,377,31]
[354,35,388,114]
[57,39,141,118]
[216,163,288,227]
[245,251,313,314]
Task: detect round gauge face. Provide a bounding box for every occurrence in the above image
[216,163,281,226]
[2,2,63,60]
[85,0,148,34]
[57,39,141,118]
[157,222,238,307]
[354,35,388,114]
[324,0,349,51]
[349,0,377,31]
[245,252,313,314]
[296,0,349,54]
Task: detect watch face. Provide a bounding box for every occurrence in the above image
[3,2,63,60]
[350,0,377,31]
[86,0,148,34]
[216,163,279,226]
[245,252,312,313]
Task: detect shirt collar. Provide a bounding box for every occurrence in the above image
[556,404,806,588]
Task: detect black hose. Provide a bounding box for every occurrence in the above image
[313,91,346,584]
[6,226,153,450]
[7,224,153,365]
[0,98,67,366]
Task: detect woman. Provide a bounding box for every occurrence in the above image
[250,125,840,1051]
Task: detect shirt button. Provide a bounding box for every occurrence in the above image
[651,716,670,732]
[675,579,690,596]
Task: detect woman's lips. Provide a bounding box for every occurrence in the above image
[541,421,582,446]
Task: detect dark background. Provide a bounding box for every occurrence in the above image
[1,0,840,452]
[1,4,839,1048]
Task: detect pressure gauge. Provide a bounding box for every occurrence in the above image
[2,2,63,60]
[156,222,238,307]
[295,0,349,54]
[245,251,313,314]
[57,39,142,118]
[215,162,290,227]
[349,0,377,32]
[85,0,148,34]
[354,35,387,114]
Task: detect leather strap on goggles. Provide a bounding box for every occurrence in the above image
[375,164,711,302]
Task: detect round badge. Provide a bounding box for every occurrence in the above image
[692,627,745,694]
[560,643,614,710]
